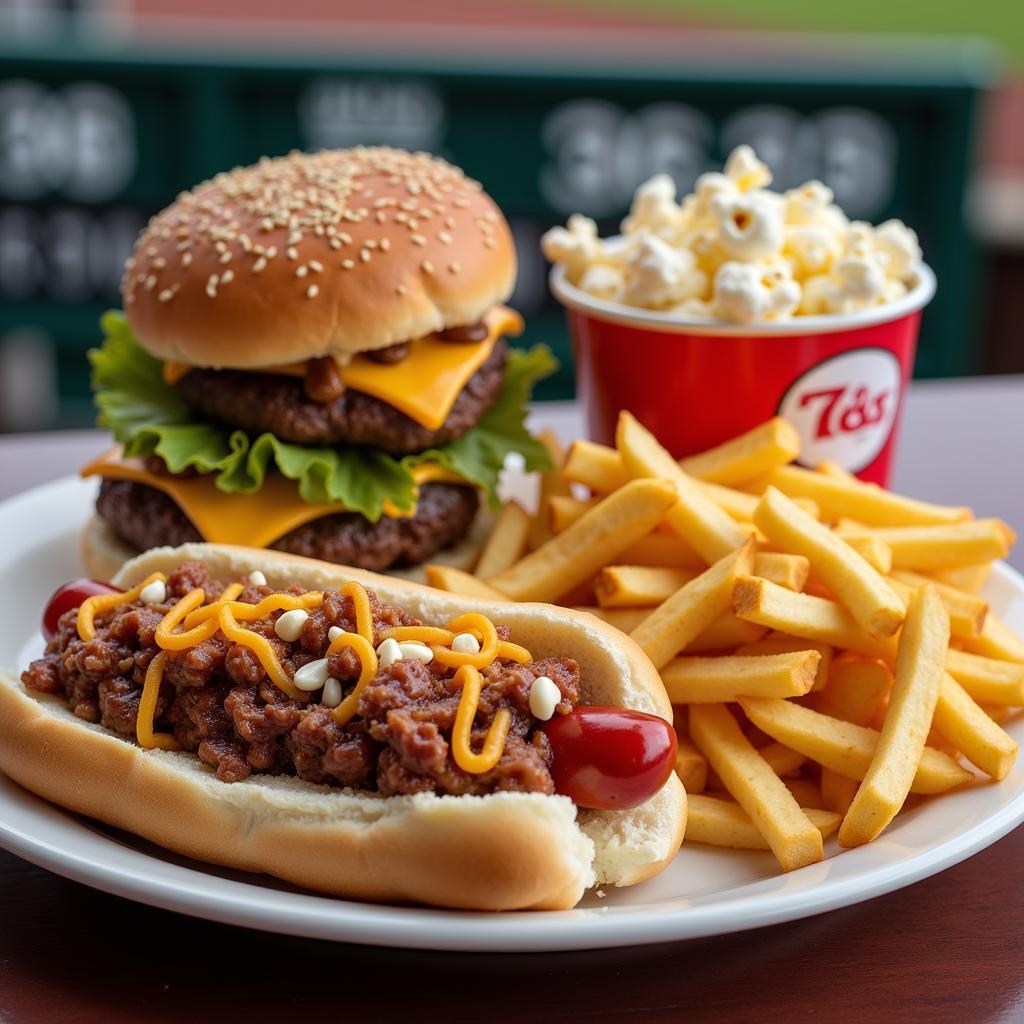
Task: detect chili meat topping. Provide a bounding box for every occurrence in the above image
[22,561,580,796]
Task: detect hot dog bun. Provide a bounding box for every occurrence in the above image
[0,543,685,911]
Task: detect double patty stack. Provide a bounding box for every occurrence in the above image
[81,147,552,578]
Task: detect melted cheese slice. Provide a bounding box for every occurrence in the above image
[82,448,463,547]
[163,305,524,431]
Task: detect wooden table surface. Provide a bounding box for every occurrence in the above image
[2,381,1024,1023]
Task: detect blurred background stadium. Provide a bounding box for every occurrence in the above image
[0,0,1020,429]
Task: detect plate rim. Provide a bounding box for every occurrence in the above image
[1,474,1023,952]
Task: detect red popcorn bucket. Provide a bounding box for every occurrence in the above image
[551,263,936,486]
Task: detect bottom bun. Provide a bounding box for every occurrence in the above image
[78,504,495,585]
[2,542,685,910]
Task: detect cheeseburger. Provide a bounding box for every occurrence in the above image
[82,148,553,579]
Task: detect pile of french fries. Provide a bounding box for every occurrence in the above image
[425,414,1023,872]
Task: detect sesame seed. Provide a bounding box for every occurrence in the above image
[153,256,167,269]
[145,275,157,291]
[339,232,352,244]
[287,247,299,260]
[483,237,496,249]
[288,230,303,245]
[444,216,455,229]
[307,284,319,298]
[158,289,175,302]
[329,238,342,250]
[422,259,434,274]
[215,241,227,253]
[265,247,278,259]
[309,260,323,272]
[379,238,391,251]
[219,251,232,264]
[296,265,308,278]
[181,252,193,266]
[125,257,136,269]
[252,257,267,272]
[376,211,387,223]
[341,259,355,269]
[438,231,452,244]
[220,269,234,284]
[448,262,460,274]
[396,284,408,295]
[360,249,371,262]
[408,219,419,230]
[411,234,426,247]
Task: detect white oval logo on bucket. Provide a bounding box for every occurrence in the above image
[778,348,901,474]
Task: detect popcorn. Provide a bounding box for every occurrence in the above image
[621,233,706,309]
[540,214,603,276]
[874,220,922,280]
[712,261,801,323]
[542,145,922,324]
[710,191,785,262]
[622,174,684,240]
[724,144,772,192]
[579,263,625,302]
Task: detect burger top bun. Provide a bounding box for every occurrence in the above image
[122,148,517,369]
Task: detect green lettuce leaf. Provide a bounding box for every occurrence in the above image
[88,312,554,522]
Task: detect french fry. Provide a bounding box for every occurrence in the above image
[678,417,801,486]
[932,673,1018,780]
[674,737,708,793]
[617,412,751,563]
[615,533,703,568]
[594,554,804,609]
[694,479,759,522]
[631,541,755,669]
[817,655,891,726]
[689,704,824,871]
[783,777,828,810]
[981,703,1014,724]
[931,562,992,594]
[752,552,810,592]
[755,486,904,638]
[736,635,833,691]
[842,534,894,575]
[661,651,820,703]
[945,648,1024,705]
[562,439,629,493]
[569,606,651,633]
[474,501,531,580]
[815,460,858,481]
[527,429,571,550]
[686,612,769,653]
[759,741,806,776]
[756,464,971,527]
[821,769,859,815]
[685,794,841,850]
[888,569,988,639]
[835,519,1013,572]
[739,697,972,795]
[733,576,897,661]
[595,565,699,609]
[424,565,507,600]
[489,478,678,602]
[962,611,1024,664]
[839,586,950,847]
[547,495,599,534]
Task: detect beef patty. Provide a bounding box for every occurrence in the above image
[174,339,507,454]
[96,478,479,571]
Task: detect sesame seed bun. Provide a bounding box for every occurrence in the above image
[122,148,517,369]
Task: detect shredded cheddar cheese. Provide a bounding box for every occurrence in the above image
[497,641,533,664]
[183,591,322,629]
[136,651,181,750]
[77,572,166,641]
[326,631,379,725]
[432,613,499,669]
[451,665,513,774]
[217,605,308,701]
[380,625,456,646]
[341,582,374,643]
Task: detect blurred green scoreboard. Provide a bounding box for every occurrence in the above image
[0,38,991,426]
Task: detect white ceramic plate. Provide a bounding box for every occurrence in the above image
[1,475,1024,952]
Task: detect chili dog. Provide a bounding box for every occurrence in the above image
[0,543,685,910]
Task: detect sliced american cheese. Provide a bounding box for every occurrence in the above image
[81,448,464,547]
[162,305,524,430]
